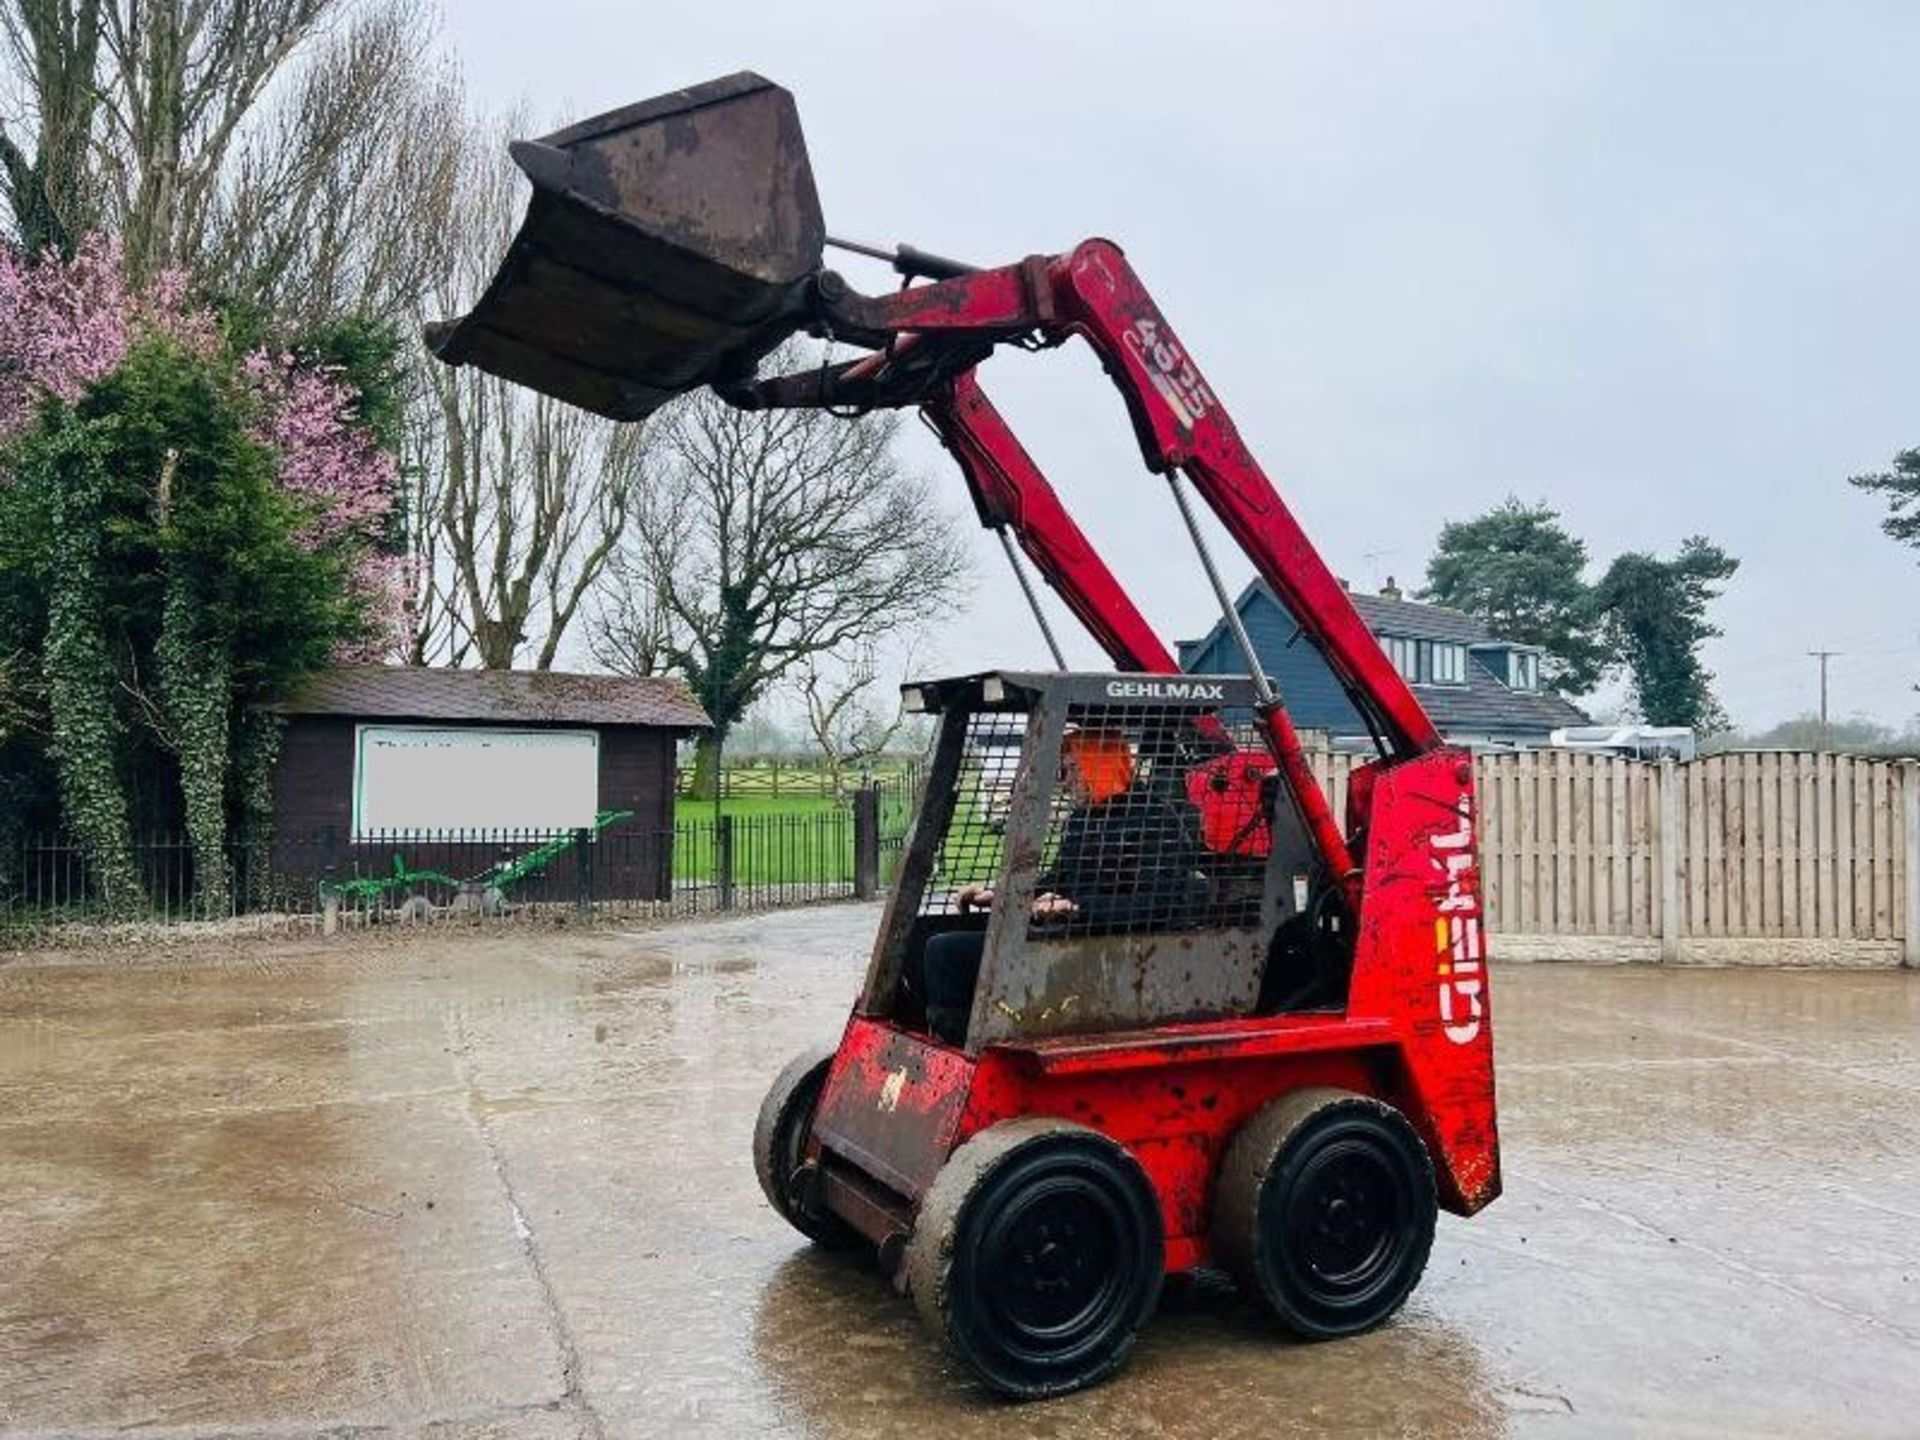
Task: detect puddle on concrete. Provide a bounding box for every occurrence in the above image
[2,910,1915,1435]
[746,1252,1508,1439]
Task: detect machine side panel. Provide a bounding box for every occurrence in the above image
[858,709,968,1015]
[1345,747,1502,1213]
[813,1018,976,1202]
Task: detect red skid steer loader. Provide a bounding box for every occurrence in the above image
[430,73,1500,1400]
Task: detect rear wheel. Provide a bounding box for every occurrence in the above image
[752,1048,859,1249]
[1214,1088,1436,1338]
[906,1118,1163,1399]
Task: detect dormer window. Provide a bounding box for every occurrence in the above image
[1383,636,1468,687]
[1508,651,1540,692]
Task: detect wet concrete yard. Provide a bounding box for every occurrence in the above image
[2,906,1917,1437]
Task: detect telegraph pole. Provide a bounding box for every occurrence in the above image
[1808,649,1840,749]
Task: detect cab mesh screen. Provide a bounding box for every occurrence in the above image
[917,702,1272,936]
[1026,704,1266,938]
[918,709,1027,917]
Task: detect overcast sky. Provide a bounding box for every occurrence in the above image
[445,1,1920,730]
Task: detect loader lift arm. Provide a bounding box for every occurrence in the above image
[723,240,1446,891]
[924,369,1174,678]
[737,240,1440,759]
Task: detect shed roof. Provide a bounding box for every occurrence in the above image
[266,666,711,729]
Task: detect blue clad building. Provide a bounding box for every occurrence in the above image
[1178,578,1589,749]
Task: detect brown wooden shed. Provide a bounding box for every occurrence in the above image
[260,667,710,906]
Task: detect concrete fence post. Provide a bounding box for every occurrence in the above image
[1904,763,1919,970]
[1659,760,1681,963]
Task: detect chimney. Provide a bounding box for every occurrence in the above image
[1380,575,1402,601]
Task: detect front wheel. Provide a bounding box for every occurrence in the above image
[1213,1088,1437,1338]
[905,1118,1164,1399]
[752,1048,859,1249]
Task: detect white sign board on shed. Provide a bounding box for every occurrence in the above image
[352,726,599,837]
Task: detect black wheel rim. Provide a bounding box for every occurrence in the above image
[767,1062,853,1246]
[1283,1137,1407,1302]
[779,1094,808,1189]
[777,1074,821,1213]
[976,1172,1135,1361]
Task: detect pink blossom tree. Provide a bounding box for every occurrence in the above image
[0,236,409,911]
[242,350,408,658]
[0,236,219,439]
[0,237,405,657]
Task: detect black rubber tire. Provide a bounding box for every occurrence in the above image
[1213,1087,1437,1339]
[905,1117,1164,1399]
[752,1047,860,1249]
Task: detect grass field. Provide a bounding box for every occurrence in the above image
[672,793,838,822]
[670,810,854,887]
[671,779,1004,893]
[672,789,915,828]
[668,784,918,887]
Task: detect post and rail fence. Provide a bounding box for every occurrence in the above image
[675,757,922,801]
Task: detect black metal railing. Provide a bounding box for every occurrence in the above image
[0,778,924,943]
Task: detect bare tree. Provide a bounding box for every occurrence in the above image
[594,361,971,796]
[406,110,641,669]
[587,521,677,680]
[195,1,463,326]
[796,644,916,798]
[0,0,103,253]
[4,0,335,261]
[95,0,343,276]
[404,430,459,665]
[1,0,456,324]
[419,377,642,668]
[725,703,804,758]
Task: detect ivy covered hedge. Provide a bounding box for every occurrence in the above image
[0,239,403,914]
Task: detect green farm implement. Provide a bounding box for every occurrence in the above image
[325,810,634,918]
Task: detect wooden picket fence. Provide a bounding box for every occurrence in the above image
[1305,749,1919,967]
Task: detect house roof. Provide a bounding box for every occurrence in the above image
[1345,589,1491,645]
[1434,654,1589,734]
[266,666,712,730]
[1182,580,1588,737]
[1306,587,1587,731]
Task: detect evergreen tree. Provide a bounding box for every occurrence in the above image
[1422,498,1606,695]
[1850,448,1920,555]
[1590,538,1739,731]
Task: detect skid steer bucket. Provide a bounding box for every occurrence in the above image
[425,72,823,422]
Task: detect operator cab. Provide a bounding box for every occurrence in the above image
[862,671,1353,1052]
